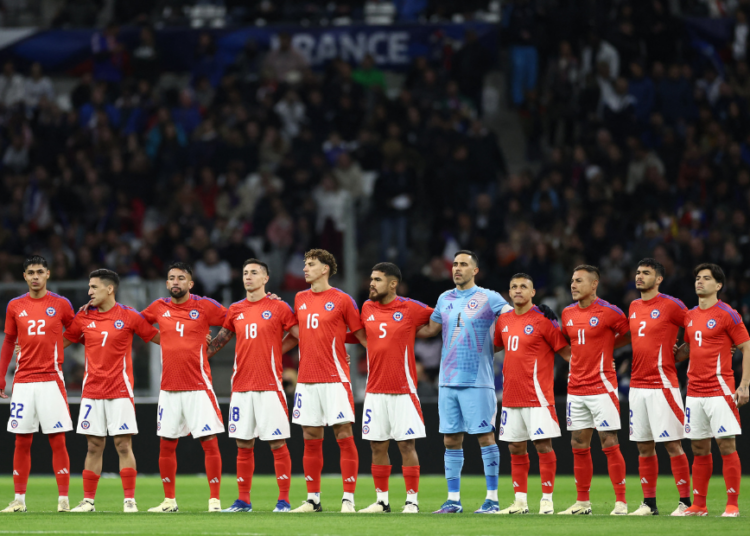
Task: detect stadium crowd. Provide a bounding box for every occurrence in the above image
[1,1,750,395]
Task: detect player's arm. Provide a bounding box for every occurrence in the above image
[150,333,161,345]
[351,328,367,348]
[63,338,74,348]
[0,334,17,398]
[674,342,689,362]
[557,345,571,362]
[416,319,442,338]
[614,330,631,349]
[281,332,299,353]
[207,327,235,359]
[733,340,750,407]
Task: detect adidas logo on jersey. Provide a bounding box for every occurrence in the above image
[344,477,356,483]
[87,322,96,328]
[209,478,219,484]
[19,310,27,317]
[502,326,508,333]
[566,320,573,326]
[337,412,346,419]
[405,428,415,435]
[658,430,670,438]
[299,304,307,310]
[630,312,636,319]
[119,424,129,431]
[237,313,244,320]
[277,474,289,480]
[367,315,375,321]
[272,429,283,436]
[53,422,63,429]
[201,424,211,432]
[162,311,171,317]
[57,468,69,475]
[305,476,314,482]
[533,428,544,436]
[688,320,692,327]
[718,425,727,433]
[728,487,736,493]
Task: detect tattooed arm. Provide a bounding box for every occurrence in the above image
[207,328,235,359]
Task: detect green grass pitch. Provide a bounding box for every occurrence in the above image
[0,475,747,536]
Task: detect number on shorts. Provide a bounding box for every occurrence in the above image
[685,407,690,423]
[83,404,92,419]
[158,406,164,421]
[509,335,519,351]
[245,323,257,339]
[694,330,702,347]
[379,323,387,338]
[567,402,571,416]
[9,402,23,419]
[101,331,108,346]
[306,314,319,329]
[629,409,633,425]
[364,409,372,424]
[27,319,46,336]
[176,321,185,337]
[638,321,646,337]
[577,329,585,344]
[294,393,302,408]
[231,407,240,422]
[501,410,507,425]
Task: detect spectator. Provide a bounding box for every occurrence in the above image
[374,159,414,267]
[194,247,231,299]
[332,152,365,200]
[274,89,306,140]
[0,61,25,107]
[352,54,386,90]
[581,31,620,81]
[24,62,55,109]
[503,0,540,106]
[451,29,492,115]
[91,22,125,86]
[132,26,160,84]
[263,32,309,83]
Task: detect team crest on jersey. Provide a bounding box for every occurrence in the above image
[707,319,717,329]
[524,325,534,335]
[262,310,272,320]
[589,316,599,327]
[114,320,124,330]
[81,421,90,430]
[467,299,480,310]
[650,309,660,319]
[229,424,236,433]
[393,312,403,322]
[362,425,370,434]
[325,302,335,311]
[10,420,17,429]
[46,307,56,317]
[189,309,200,320]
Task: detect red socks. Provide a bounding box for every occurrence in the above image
[573,447,593,501]
[538,451,556,494]
[372,464,391,494]
[237,447,254,504]
[82,470,99,500]
[603,445,627,503]
[403,465,420,498]
[273,445,292,502]
[692,454,712,508]
[120,468,136,500]
[13,434,32,495]
[722,452,741,507]
[303,439,324,493]
[670,453,691,498]
[511,453,530,494]
[638,454,658,498]
[337,436,358,493]
[48,433,70,496]
[159,438,178,499]
[201,437,222,499]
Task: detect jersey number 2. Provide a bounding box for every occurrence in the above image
[638,321,646,337]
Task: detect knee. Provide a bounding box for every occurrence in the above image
[717,440,736,456]
[600,433,619,449]
[443,434,462,449]
[477,432,496,448]
[690,441,709,456]
[508,442,527,456]
[15,433,33,452]
[333,424,353,440]
[397,440,416,456]
[664,441,684,457]
[637,441,656,457]
[533,440,553,455]
[87,438,104,455]
[370,441,389,456]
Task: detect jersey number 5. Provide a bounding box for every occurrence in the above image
[379,323,387,338]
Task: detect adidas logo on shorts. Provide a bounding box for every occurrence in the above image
[272,429,283,436]
[533,428,544,436]
[53,422,63,429]
[658,430,670,438]
[718,426,727,433]
[202,424,211,432]
[479,420,488,428]
[405,428,414,435]
[600,420,610,427]
[337,412,345,419]
[119,424,129,431]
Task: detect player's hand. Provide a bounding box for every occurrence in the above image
[206,333,212,345]
[346,354,351,365]
[537,304,558,322]
[266,292,282,301]
[733,385,749,408]
[673,344,679,356]
[15,343,20,354]
[0,388,7,399]
[78,300,94,314]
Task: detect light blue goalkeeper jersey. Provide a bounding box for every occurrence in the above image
[430,285,509,388]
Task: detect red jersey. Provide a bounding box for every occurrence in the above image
[629,293,687,389]
[561,298,629,396]
[63,303,158,399]
[359,297,433,394]
[494,306,568,407]
[3,292,75,384]
[684,301,750,397]
[223,297,298,392]
[142,295,227,391]
[295,287,363,384]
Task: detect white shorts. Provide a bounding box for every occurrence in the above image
[685,395,742,439]
[157,390,225,439]
[566,393,621,431]
[7,381,73,434]
[498,406,561,442]
[228,390,290,441]
[292,382,355,427]
[77,398,138,437]
[361,393,426,441]
[628,387,685,442]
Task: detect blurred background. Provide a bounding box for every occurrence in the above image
[0,0,748,405]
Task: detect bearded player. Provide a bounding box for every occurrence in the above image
[675,264,749,517]
[627,258,692,516]
[345,262,433,514]
[63,269,160,513]
[206,259,299,513]
[290,249,366,513]
[141,262,228,513]
[1,256,75,513]
[493,274,570,515]
[559,265,631,516]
